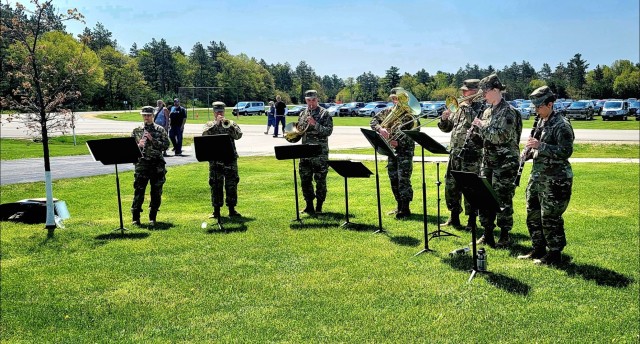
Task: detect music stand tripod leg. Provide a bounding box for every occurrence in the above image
[292,159,302,223]
[340,177,350,228]
[373,150,385,234]
[429,162,458,239]
[114,164,128,235]
[415,148,433,255]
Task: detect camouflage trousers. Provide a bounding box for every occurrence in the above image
[479,163,518,230]
[526,176,572,251]
[131,159,167,212]
[387,152,414,203]
[445,152,481,215]
[209,160,239,208]
[299,156,328,202]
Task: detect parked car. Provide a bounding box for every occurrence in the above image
[553,102,566,115]
[232,101,265,116]
[628,101,640,118]
[515,103,532,120]
[287,105,306,116]
[319,102,335,109]
[420,101,445,118]
[338,102,365,117]
[564,101,594,120]
[601,100,629,121]
[358,102,389,117]
[326,105,342,117]
[594,100,606,115]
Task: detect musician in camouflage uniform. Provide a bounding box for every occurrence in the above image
[131,106,170,226]
[202,101,243,218]
[517,86,574,265]
[438,79,485,229]
[297,90,333,214]
[471,74,523,247]
[370,87,418,219]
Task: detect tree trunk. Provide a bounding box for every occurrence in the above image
[41,114,56,237]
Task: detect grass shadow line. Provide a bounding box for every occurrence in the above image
[389,235,421,247]
[442,255,531,296]
[556,256,633,288]
[94,231,150,240]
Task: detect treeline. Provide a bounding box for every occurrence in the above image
[2,3,639,111]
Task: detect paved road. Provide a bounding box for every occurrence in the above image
[1,113,638,185]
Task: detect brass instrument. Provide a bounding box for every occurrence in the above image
[284,109,310,143]
[379,89,421,142]
[445,90,484,113]
[222,118,234,128]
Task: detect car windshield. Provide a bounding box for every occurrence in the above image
[569,102,588,109]
[630,102,639,108]
[363,104,376,109]
[603,102,622,109]
[236,102,248,107]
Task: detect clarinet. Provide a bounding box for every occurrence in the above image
[456,101,486,159]
[514,115,542,186]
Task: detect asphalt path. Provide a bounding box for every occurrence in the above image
[1,112,638,185]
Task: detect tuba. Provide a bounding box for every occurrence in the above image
[284,109,310,143]
[379,89,421,142]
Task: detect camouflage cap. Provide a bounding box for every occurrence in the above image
[460,79,480,91]
[140,106,155,115]
[173,98,180,102]
[479,73,506,91]
[529,86,556,107]
[304,90,318,99]
[212,101,226,111]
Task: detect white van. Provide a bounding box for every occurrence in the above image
[232,101,265,116]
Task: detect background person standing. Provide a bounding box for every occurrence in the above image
[298,90,333,214]
[131,106,170,226]
[169,98,187,155]
[472,74,523,247]
[518,86,574,265]
[438,79,485,230]
[154,99,170,157]
[202,101,243,218]
[273,95,287,138]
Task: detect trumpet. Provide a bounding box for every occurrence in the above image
[445,90,484,113]
[221,118,234,128]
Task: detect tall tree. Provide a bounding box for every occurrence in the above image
[77,22,117,51]
[1,0,102,235]
[294,61,316,102]
[566,53,589,98]
[381,66,401,91]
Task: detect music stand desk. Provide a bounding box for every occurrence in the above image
[87,137,142,234]
[274,144,322,223]
[328,160,373,227]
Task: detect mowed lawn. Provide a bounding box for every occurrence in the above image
[1,157,638,342]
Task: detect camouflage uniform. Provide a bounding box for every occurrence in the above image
[370,106,417,207]
[131,122,170,215]
[299,105,333,205]
[478,98,523,231]
[525,111,574,252]
[202,120,243,209]
[438,100,485,216]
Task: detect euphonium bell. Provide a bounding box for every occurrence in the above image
[283,122,304,143]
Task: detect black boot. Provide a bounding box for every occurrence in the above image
[149,209,158,227]
[496,228,511,248]
[209,206,221,219]
[301,200,315,215]
[534,250,562,266]
[441,212,461,227]
[475,226,496,247]
[517,247,546,260]
[464,214,477,231]
[131,209,141,226]
[387,201,400,215]
[229,206,241,217]
[396,201,411,219]
[315,200,323,213]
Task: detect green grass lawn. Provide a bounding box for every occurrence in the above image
[96,110,640,129]
[1,159,638,342]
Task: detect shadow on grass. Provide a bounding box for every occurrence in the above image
[204,216,253,234]
[443,255,531,296]
[554,255,633,288]
[94,231,150,240]
[389,235,421,247]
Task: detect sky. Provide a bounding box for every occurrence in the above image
[55,0,639,79]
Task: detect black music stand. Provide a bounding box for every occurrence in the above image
[450,171,501,282]
[194,134,235,231]
[328,160,373,227]
[87,137,142,234]
[274,144,322,223]
[402,130,452,255]
[360,128,395,234]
